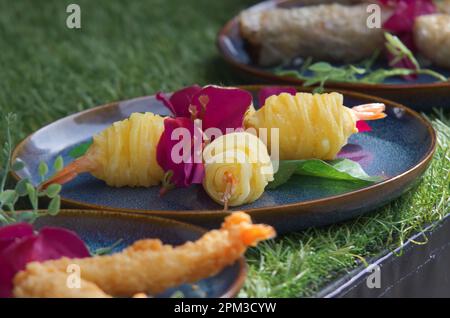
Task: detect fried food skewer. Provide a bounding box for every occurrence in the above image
[41,112,165,189]
[245,92,386,160]
[13,212,275,298]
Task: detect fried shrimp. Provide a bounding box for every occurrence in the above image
[245,92,386,160]
[203,132,274,209]
[13,212,275,298]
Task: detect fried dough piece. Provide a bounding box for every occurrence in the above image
[415,14,450,69]
[239,3,390,66]
[13,213,275,298]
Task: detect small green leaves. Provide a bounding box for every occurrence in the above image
[53,155,64,172]
[47,196,61,216]
[91,239,123,256]
[46,183,62,198]
[69,140,93,159]
[274,33,448,89]
[0,190,17,205]
[11,160,25,172]
[38,161,49,179]
[15,178,30,197]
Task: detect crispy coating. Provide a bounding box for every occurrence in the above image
[245,93,358,160]
[203,132,274,207]
[414,14,450,69]
[240,3,390,66]
[13,213,275,298]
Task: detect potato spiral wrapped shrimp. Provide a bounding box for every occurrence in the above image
[203,132,274,209]
[42,112,165,188]
[245,92,386,160]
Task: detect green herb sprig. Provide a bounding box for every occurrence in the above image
[275,33,448,93]
[0,113,64,225]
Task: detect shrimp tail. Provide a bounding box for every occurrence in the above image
[40,155,96,189]
[352,103,387,121]
[13,212,275,298]
[222,212,276,247]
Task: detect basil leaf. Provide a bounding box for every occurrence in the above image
[268,159,382,190]
[69,140,93,159]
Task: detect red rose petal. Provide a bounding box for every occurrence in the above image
[258,87,297,106]
[0,224,89,298]
[0,223,33,252]
[356,120,372,133]
[156,85,202,117]
[193,86,253,136]
[157,117,204,188]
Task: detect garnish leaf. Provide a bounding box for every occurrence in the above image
[47,196,61,216]
[268,159,382,190]
[11,161,25,172]
[69,140,93,159]
[53,156,64,172]
[38,162,48,179]
[45,184,62,199]
[91,239,123,256]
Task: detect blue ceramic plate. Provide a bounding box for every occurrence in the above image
[12,86,436,233]
[217,0,450,110]
[32,210,246,298]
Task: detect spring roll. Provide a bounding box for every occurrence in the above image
[414,14,450,69]
[240,3,391,66]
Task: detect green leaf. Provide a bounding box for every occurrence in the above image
[15,178,30,197]
[16,211,37,223]
[46,183,62,198]
[26,183,37,209]
[53,156,64,172]
[11,161,25,171]
[0,190,17,205]
[268,159,382,190]
[38,161,48,178]
[69,140,93,159]
[309,62,333,73]
[92,239,123,256]
[47,195,61,216]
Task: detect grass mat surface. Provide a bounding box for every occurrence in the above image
[0,0,449,297]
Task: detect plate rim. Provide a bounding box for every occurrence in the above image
[11,85,437,217]
[217,0,450,91]
[13,209,247,299]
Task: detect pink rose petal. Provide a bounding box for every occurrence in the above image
[157,117,204,188]
[258,87,297,106]
[356,120,372,133]
[381,0,437,78]
[192,86,253,136]
[0,224,89,298]
[156,85,202,117]
[0,223,33,252]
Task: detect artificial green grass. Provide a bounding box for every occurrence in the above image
[0,0,449,298]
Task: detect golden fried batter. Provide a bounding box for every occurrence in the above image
[13,213,275,298]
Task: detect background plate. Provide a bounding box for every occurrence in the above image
[33,210,246,298]
[217,0,450,110]
[12,86,436,234]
